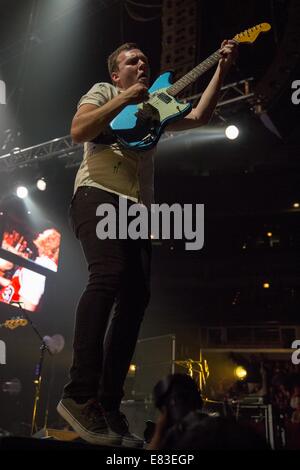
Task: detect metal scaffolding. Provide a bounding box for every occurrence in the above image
[183,77,255,122]
[0,136,82,172]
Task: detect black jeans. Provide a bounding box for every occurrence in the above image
[63,186,151,410]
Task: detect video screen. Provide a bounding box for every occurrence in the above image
[1,217,61,272]
[0,257,46,312]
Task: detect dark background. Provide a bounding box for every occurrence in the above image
[0,0,300,433]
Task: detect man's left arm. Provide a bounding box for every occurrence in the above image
[165,40,239,132]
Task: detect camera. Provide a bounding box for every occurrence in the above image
[153,373,203,427]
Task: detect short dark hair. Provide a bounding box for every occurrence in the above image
[107,42,140,79]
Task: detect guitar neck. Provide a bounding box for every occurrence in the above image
[167,48,222,97]
[166,23,272,96]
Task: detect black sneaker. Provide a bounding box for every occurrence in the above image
[104,410,144,448]
[57,398,122,446]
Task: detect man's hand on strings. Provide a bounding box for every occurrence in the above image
[219,39,239,74]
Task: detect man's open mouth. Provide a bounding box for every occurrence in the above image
[138,73,148,81]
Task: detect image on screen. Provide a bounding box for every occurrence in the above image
[1,216,61,272]
[0,257,46,312]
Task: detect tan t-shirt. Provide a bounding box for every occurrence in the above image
[74,82,155,208]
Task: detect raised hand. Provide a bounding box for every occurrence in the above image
[219,39,239,74]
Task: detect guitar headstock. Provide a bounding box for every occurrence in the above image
[234,23,271,44]
[2,317,28,330]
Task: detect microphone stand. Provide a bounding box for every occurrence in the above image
[12,302,52,436]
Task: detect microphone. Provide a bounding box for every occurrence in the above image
[42,335,65,355]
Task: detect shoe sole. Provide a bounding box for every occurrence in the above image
[57,401,122,447]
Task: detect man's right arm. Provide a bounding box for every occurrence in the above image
[71,83,148,143]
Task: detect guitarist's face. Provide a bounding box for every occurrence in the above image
[113,48,150,89]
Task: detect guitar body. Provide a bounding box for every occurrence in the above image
[110,72,192,151]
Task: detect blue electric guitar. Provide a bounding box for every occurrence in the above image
[110,23,271,151]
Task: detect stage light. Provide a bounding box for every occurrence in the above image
[293,202,299,208]
[37,178,46,191]
[234,366,247,380]
[267,232,272,237]
[16,186,28,199]
[263,282,270,289]
[225,125,239,140]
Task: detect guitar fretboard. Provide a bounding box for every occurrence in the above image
[167,50,222,97]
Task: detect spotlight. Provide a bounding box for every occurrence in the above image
[37,178,46,191]
[234,366,247,380]
[293,202,299,209]
[263,282,270,289]
[225,125,239,140]
[16,186,28,199]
